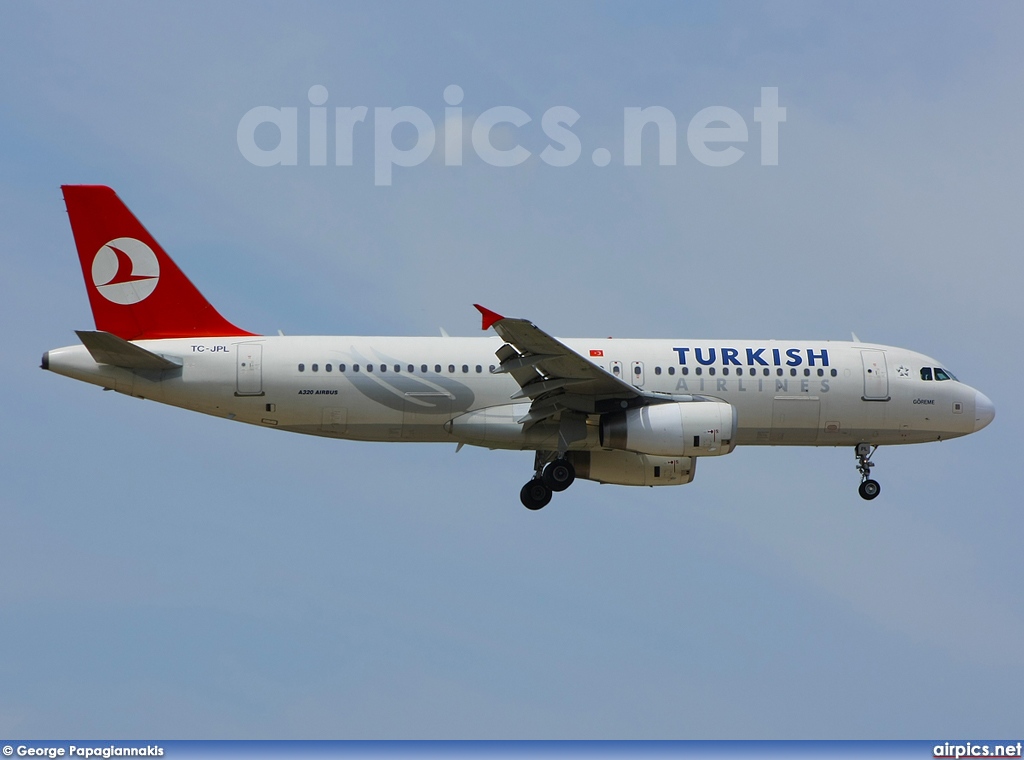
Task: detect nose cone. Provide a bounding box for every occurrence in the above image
[974,391,995,432]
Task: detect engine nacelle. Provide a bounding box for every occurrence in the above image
[600,400,737,457]
[565,450,696,487]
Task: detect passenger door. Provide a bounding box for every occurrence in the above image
[860,350,889,401]
[235,343,263,396]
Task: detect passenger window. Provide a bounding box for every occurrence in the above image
[722,368,729,376]
[312,364,319,372]
[830,369,837,377]
[634,366,641,375]
[379,364,386,373]
[934,368,951,381]
[817,368,824,377]
[395,364,401,372]
[326,364,332,372]
[668,367,675,375]
[764,368,770,377]
[298,363,305,372]
[366,364,373,372]
[489,365,496,372]
[421,364,428,373]
[695,367,702,376]
[921,367,933,381]
[462,365,469,373]
[339,364,346,372]
[449,364,456,373]
[654,367,662,375]
[353,364,360,372]
[804,369,810,377]
[434,364,441,373]
[476,365,482,373]
[709,367,716,376]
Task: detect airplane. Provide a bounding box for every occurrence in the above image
[42,185,995,509]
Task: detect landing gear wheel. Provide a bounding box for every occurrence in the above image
[854,444,881,501]
[858,479,881,500]
[542,458,576,492]
[520,479,552,510]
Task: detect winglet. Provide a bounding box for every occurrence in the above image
[474,304,505,331]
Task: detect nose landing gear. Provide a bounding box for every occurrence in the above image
[519,453,576,509]
[855,443,881,500]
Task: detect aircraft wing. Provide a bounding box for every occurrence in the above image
[474,304,642,426]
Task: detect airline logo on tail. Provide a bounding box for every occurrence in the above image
[91,237,160,304]
[62,185,255,340]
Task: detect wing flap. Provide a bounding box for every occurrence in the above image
[490,352,558,374]
[510,377,590,400]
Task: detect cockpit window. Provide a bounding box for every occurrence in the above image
[934,368,952,381]
[920,367,933,381]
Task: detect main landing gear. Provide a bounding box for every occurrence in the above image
[520,454,576,510]
[855,443,881,500]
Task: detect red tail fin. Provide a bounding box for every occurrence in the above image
[62,185,255,340]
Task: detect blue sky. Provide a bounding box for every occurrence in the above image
[1,1,1022,738]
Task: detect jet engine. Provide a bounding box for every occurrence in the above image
[600,400,737,457]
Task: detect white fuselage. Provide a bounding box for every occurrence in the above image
[44,335,989,448]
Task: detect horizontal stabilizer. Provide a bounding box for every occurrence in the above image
[75,330,182,370]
